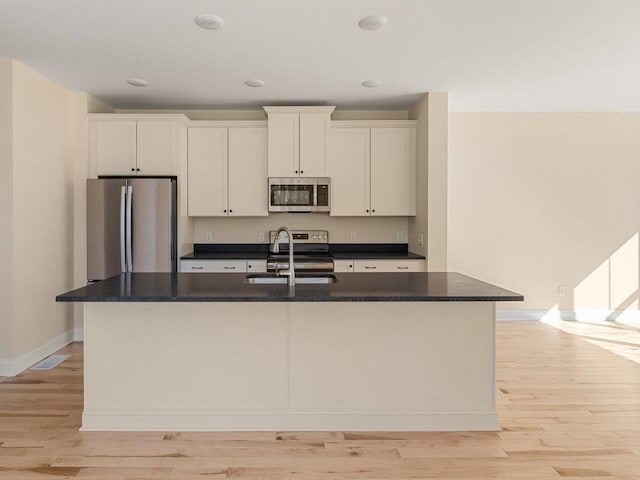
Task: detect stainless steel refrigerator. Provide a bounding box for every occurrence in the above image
[87,178,177,281]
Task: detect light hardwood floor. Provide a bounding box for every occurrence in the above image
[1,320,639,479]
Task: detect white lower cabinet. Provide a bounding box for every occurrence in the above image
[180,260,248,273]
[353,259,425,273]
[333,260,354,272]
[246,260,267,272]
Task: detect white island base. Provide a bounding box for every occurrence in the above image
[82,301,497,431]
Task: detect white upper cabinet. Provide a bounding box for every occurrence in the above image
[228,127,268,216]
[187,123,268,217]
[95,121,137,175]
[264,106,335,177]
[136,121,178,175]
[188,127,228,216]
[370,127,416,216]
[91,115,185,177]
[329,121,416,216]
[329,127,370,216]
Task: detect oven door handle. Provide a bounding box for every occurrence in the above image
[267,261,334,272]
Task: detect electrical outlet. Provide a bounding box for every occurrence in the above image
[204,232,213,242]
[258,231,264,242]
[350,232,357,242]
[418,234,424,247]
[558,285,566,297]
[396,231,403,242]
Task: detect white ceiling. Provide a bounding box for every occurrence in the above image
[1,0,640,112]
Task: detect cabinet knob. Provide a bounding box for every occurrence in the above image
[136,168,140,171]
[295,170,298,174]
[300,170,304,174]
[131,168,135,172]
[223,209,227,213]
[229,209,233,213]
[372,209,376,213]
[366,209,369,213]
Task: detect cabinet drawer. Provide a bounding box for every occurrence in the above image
[181,260,247,273]
[333,260,354,272]
[246,260,267,272]
[353,259,425,273]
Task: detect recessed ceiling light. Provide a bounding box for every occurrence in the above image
[195,14,225,30]
[244,79,264,88]
[358,15,388,31]
[362,80,383,88]
[127,78,148,87]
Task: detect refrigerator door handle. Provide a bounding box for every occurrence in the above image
[126,185,133,272]
[120,186,127,273]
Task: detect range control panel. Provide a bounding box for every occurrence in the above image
[269,230,329,244]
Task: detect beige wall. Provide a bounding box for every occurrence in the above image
[194,214,408,244]
[448,113,640,313]
[11,61,77,355]
[0,60,14,360]
[0,60,83,374]
[408,93,448,269]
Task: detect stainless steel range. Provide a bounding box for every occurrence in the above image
[267,230,334,272]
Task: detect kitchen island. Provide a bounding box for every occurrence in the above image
[57,272,522,432]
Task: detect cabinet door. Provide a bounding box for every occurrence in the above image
[299,113,329,177]
[180,260,247,272]
[187,128,228,216]
[370,128,416,216]
[268,113,299,176]
[228,128,268,216]
[95,121,137,176]
[329,127,370,216]
[136,121,178,175]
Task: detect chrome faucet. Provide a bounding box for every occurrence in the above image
[271,226,295,287]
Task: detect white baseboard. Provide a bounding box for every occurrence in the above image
[81,409,499,432]
[74,327,84,342]
[0,329,74,377]
[497,309,640,322]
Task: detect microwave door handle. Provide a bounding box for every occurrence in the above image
[313,182,318,209]
[126,185,133,272]
[120,186,126,273]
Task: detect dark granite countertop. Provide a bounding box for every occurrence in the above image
[56,272,523,303]
[181,243,426,261]
[330,243,425,260]
[181,244,269,260]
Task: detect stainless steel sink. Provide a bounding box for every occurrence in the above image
[245,273,337,285]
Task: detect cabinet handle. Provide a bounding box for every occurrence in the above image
[396,266,409,270]
[224,266,236,270]
[365,266,377,270]
[191,266,204,270]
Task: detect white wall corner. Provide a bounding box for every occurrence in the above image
[0,329,74,377]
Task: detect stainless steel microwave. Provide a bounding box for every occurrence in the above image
[268,177,330,213]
